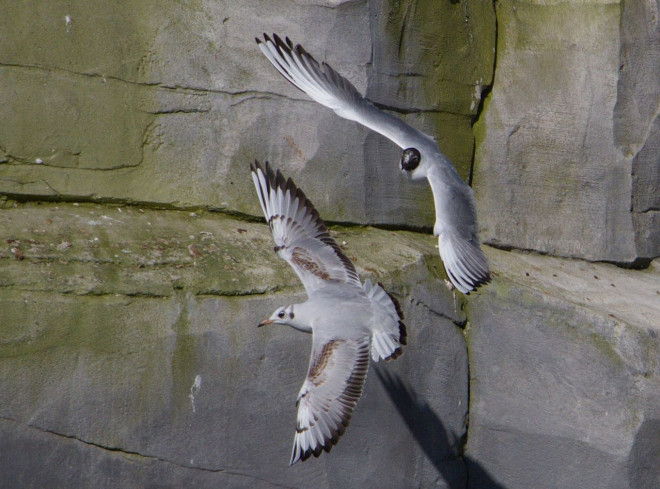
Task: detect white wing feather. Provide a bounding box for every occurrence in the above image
[290,335,370,465]
[251,161,362,295]
[257,34,490,294]
[257,34,432,150]
[427,166,490,293]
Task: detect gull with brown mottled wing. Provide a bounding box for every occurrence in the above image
[251,160,406,465]
[256,33,490,294]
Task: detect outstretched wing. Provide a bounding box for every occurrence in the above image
[290,335,370,465]
[427,165,490,293]
[256,33,432,150]
[256,34,490,295]
[251,160,362,295]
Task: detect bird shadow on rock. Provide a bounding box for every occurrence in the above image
[627,418,660,488]
[375,368,507,489]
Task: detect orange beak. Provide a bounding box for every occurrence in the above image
[258,319,274,328]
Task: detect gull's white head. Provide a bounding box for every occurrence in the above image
[258,304,296,327]
[259,304,312,333]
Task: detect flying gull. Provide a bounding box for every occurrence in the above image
[256,34,490,294]
[251,160,406,465]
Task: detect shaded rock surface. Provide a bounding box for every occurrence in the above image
[2,204,657,488]
[466,248,660,489]
[0,202,469,488]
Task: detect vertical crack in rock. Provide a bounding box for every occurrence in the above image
[469,1,498,187]
[397,2,414,57]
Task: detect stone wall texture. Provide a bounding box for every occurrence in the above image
[473,0,660,263]
[1,0,658,488]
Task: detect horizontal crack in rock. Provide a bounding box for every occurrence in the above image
[0,416,296,488]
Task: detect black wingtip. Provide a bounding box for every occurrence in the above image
[250,160,348,272]
[474,273,491,291]
[293,438,336,465]
[398,320,408,347]
[465,275,491,295]
[455,267,491,295]
[272,33,285,48]
[285,176,296,192]
[252,159,286,191]
[295,43,308,57]
[250,159,268,175]
[273,167,286,189]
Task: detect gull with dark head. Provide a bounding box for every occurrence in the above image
[251,160,406,465]
[256,33,490,294]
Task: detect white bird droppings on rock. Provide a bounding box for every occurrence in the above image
[189,375,202,414]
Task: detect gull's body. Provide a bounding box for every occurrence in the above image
[256,34,490,293]
[251,161,406,465]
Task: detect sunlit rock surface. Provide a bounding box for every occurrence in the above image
[474,0,660,263]
[0,0,494,229]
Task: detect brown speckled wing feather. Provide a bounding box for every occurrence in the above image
[290,335,370,465]
[251,160,361,295]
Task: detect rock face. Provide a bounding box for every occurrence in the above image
[1,0,658,488]
[0,203,469,489]
[0,0,494,229]
[617,0,660,260]
[474,0,660,264]
[466,248,660,489]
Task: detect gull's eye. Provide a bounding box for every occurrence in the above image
[277,311,285,318]
[401,148,421,171]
